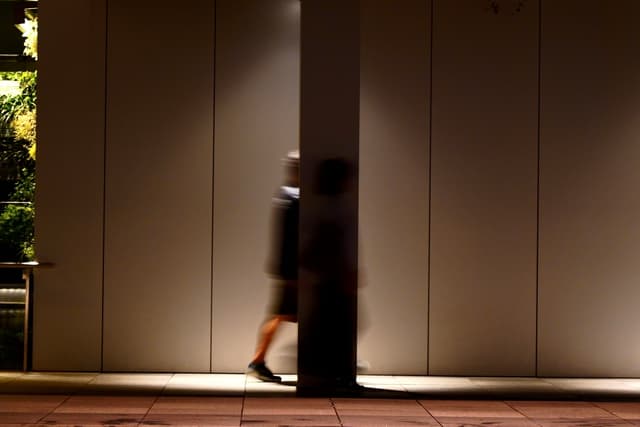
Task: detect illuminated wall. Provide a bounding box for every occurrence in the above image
[211,0,300,373]
[538,0,640,377]
[101,0,215,372]
[428,0,539,376]
[34,0,640,376]
[358,0,430,374]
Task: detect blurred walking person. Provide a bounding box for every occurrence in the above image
[247,150,299,382]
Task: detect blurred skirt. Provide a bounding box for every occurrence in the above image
[268,279,298,318]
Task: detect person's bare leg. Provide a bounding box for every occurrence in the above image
[251,315,296,364]
[251,316,281,364]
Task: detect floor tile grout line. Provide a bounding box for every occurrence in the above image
[416,399,445,427]
[34,393,74,424]
[158,372,175,397]
[40,372,96,423]
[138,393,163,425]
[503,400,545,427]
[329,397,344,427]
[592,401,635,425]
[240,374,247,425]
[138,373,173,426]
[45,374,171,426]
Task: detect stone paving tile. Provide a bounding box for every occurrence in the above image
[533,419,634,427]
[3,373,640,426]
[596,402,640,421]
[0,413,49,424]
[333,398,427,416]
[52,395,156,414]
[141,413,241,426]
[24,425,122,427]
[436,417,540,427]
[37,412,144,426]
[243,397,335,415]
[421,399,524,418]
[507,400,620,419]
[340,414,440,426]
[149,395,243,415]
[240,414,341,426]
[0,394,66,412]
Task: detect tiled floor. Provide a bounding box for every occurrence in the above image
[1,373,640,426]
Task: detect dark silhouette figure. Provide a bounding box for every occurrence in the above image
[248,151,299,382]
[299,157,359,391]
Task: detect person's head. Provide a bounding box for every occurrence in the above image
[283,149,299,187]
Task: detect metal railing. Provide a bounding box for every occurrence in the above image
[0,261,52,371]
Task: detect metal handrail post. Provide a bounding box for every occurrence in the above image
[0,262,53,371]
[21,267,31,371]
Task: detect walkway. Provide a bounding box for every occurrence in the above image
[1,372,640,425]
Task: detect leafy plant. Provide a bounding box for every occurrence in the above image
[12,110,36,160]
[0,168,34,261]
[15,10,38,61]
[0,71,36,127]
[0,71,36,261]
[0,203,34,261]
[0,7,37,262]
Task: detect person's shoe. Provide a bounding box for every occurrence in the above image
[247,362,282,382]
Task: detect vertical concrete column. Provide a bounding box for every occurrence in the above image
[35,0,106,371]
[298,0,360,392]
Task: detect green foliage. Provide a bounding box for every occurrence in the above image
[16,12,38,60]
[0,169,34,261]
[0,71,36,261]
[11,168,34,202]
[0,137,32,168]
[0,203,34,261]
[0,72,36,127]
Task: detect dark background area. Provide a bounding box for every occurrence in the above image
[0,0,37,71]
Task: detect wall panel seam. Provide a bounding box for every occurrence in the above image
[535,0,542,378]
[426,0,434,377]
[100,0,110,373]
[210,0,216,374]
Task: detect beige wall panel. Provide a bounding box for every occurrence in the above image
[212,0,300,372]
[430,0,538,375]
[539,0,640,377]
[358,0,430,374]
[103,0,214,371]
[34,0,106,371]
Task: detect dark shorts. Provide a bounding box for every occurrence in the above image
[268,279,298,317]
